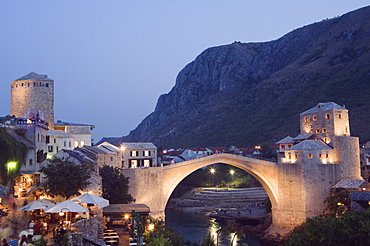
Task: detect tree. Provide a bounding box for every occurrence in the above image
[40,157,91,199]
[99,165,133,204]
[0,128,27,186]
[284,209,370,246]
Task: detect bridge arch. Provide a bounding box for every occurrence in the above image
[162,154,279,211]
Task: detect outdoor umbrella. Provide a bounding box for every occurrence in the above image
[71,193,109,209]
[18,200,53,211]
[44,200,88,213]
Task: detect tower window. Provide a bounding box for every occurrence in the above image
[338,113,342,119]
[326,113,330,119]
[345,127,348,133]
[322,128,327,133]
[46,83,49,87]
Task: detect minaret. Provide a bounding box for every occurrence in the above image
[10,72,55,129]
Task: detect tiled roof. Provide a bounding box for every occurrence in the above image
[301,102,346,114]
[48,130,72,138]
[120,142,157,149]
[350,191,370,201]
[293,133,314,140]
[289,140,332,150]
[332,179,365,189]
[276,136,295,144]
[15,72,53,81]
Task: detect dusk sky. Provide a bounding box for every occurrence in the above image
[1,1,369,143]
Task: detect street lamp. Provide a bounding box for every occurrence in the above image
[6,161,17,173]
[229,169,235,183]
[210,167,216,187]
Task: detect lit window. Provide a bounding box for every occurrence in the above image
[295,154,298,159]
[130,151,138,157]
[326,113,330,119]
[338,113,342,119]
[287,144,292,149]
[308,153,313,159]
[288,153,292,159]
[304,117,310,122]
[313,115,317,121]
[345,127,348,133]
[74,141,79,148]
[144,160,150,167]
[316,129,320,134]
[281,145,285,150]
[143,150,151,156]
[131,160,138,168]
[80,141,85,147]
[322,128,327,133]
[326,153,329,158]
[310,128,314,133]
[319,153,322,159]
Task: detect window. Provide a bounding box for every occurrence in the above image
[29,159,33,166]
[345,127,348,133]
[319,153,322,159]
[54,139,56,144]
[326,113,330,120]
[130,151,138,157]
[110,156,113,162]
[131,160,138,168]
[338,113,342,119]
[64,141,66,147]
[310,128,314,133]
[295,154,298,159]
[326,153,329,158]
[74,141,79,148]
[80,141,85,147]
[38,133,40,142]
[288,153,292,159]
[69,142,71,147]
[316,129,320,134]
[308,153,313,159]
[313,115,317,121]
[143,150,151,156]
[322,128,327,133]
[46,135,50,144]
[48,146,53,152]
[281,145,285,150]
[304,117,310,122]
[144,160,150,167]
[287,144,292,149]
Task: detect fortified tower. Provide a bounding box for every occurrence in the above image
[10,72,54,129]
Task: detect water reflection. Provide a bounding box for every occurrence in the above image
[165,208,261,246]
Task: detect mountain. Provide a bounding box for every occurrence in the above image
[100,6,370,148]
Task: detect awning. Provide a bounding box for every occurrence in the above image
[103,204,150,215]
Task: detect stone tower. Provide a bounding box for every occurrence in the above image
[10,72,54,129]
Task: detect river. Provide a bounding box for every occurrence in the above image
[165,208,262,246]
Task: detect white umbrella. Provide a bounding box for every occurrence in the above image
[71,193,109,209]
[44,200,88,213]
[18,200,52,211]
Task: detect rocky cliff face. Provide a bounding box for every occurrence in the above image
[101,6,370,148]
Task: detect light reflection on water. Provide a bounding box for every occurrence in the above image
[165,208,261,246]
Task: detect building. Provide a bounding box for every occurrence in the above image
[10,72,55,129]
[54,121,94,147]
[47,130,74,159]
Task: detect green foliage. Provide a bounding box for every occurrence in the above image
[147,234,173,246]
[40,157,91,199]
[284,209,370,246]
[33,237,48,246]
[99,165,133,204]
[0,128,27,185]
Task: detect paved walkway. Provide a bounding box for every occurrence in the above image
[108,227,131,246]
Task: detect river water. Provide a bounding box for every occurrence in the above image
[165,208,262,246]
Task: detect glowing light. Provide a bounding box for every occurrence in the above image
[120,146,126,151]
[210,168,216,174]
[124,214,130,220]
[255,146,261,149]
[148,224,154,231]
[362,188,366,191]
[230,170,235,175]
[59,212,65,216]
[6,162,17,172]
[27,119,32,124]
[337,202,344,206]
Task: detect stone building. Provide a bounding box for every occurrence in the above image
[275,102,364,221]
[54,120,94,147]
[10,72,55,129]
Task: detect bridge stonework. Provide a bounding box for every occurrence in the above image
[122,152,351,227]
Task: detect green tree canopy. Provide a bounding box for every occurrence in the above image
[0,128,27,186]
[40,157,91,199]
[99,165,133,204]
[285,209,370,246]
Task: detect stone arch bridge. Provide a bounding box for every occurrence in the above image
[122,153,342,227]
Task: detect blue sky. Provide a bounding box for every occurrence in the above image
[0,1,369,143]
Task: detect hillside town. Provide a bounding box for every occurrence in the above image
[2,73,370,245]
